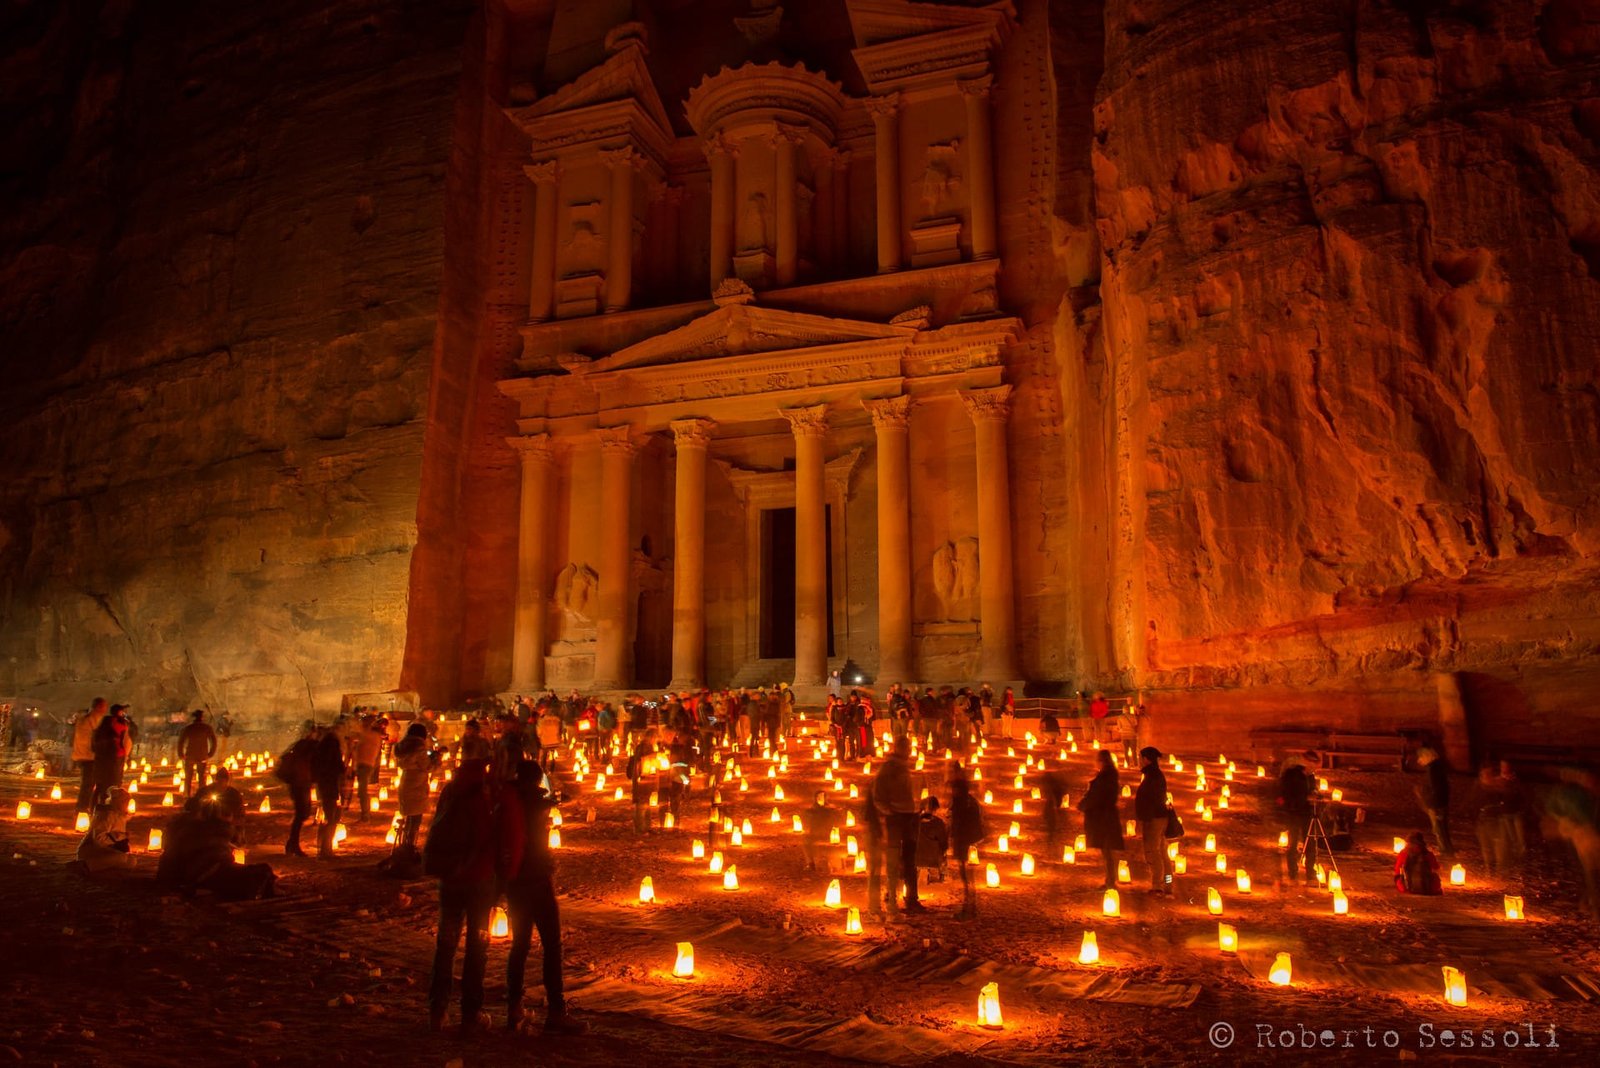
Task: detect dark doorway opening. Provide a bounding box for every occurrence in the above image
[758,506,834,660]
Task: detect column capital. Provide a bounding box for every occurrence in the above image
[958,74,995,99]
[703,131,740,161]
[831,147,853,170]
[506,433,556,465]
[960,384,1013,425]
[523,159,560,185]
[598,145,639,170]
[864,395,912,432]
[670,417,717,449]
[775,123,808,147]
[781,403,829,439]
[596,424,641,455]
[864,93,901,120]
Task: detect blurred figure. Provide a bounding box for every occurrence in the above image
[1544,768,1600,921]
[393,722,434,857]
[193,767,246,844]
[915,796,949,884]
[1135,746,1172,894]
[72,698,109,813]
[311,726,347,859]
[1078,749,1123,890]
[90,704,132,809]
[949,774,985,920]
[425,757,501,1036]
[176,710,217,796]
[1394,831,1443,895]
[351,715,386,819]
[76,786,133,874]
[1415,747,1455,856]
[1039,767,1071,846]
[1278,750,1318,885]
[802,790,839,872]
[277,726,318,857]
[872,736,922,914]
[1475,761,1527,877]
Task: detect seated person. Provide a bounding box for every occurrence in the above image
[1394,831,1443,895]
[158,809,276,901]
[188,767,247,843]
[77,788,134,874]
[916,797,949,882]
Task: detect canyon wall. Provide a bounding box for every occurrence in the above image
[0,0,472,730]
[1094,0,1600,750]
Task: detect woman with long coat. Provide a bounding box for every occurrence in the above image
[1078,748,1125,889]
[394,723,433,851]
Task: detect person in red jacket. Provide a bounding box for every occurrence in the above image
[1395,831,1443,895]
[425,758,509,1035]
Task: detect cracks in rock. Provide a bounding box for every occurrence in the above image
[84,590,136,655]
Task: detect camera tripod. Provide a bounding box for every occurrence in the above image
[1297,801,1341,878]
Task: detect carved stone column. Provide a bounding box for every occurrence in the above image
[784,404,829,686]
[866,95,902,273]
[866,396,913,683]
[525,161,560,322]
[960,76,998,260]
[594,425,638,690]
[508,434,555,691]
[961,386,1019,681]
[601,147,636,313]
[668,418,715,690]
[706,134,736,291]
[774,127,803,286]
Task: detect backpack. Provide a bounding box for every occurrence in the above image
[422,782,486,880]
[274,739,313,784]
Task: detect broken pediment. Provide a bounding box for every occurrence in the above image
[507,41,673,147]
[590,303,917,373]
[844,0,1015,49]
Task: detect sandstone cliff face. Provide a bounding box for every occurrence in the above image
[1094,0,1600,737]
[0,0,470,726]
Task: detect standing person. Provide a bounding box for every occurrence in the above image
[828,669,843,702]
[393,723,434,855]
[72,698,109,813]
[352,715,386,819]
[424,758,500,1036]
[915,797,949,884]
[277,727,318,857]
[501,756,587,1035]
[872,736,924,914]
[1078,749,1124,890]
[949,774,985,920]
[90,704,132,809]
[1039,767,1071,847]
[310,727,346,859]
[1475,761,1527,877]
[1416,747,1455,856]
[176,711,218,797]
[1000,686,1016,740]
[978,683,995,738]
[801,790,838,872]
[627,732,660,835]
[1135,747,1172,894]
[1088,692,1110,746]
[1278,751,1318,884]
[458,719,492,763]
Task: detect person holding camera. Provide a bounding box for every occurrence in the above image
[1278,749,1319,884]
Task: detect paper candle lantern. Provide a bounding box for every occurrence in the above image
[1393,836,1406,853]
[1125,819,1137,837]
[741,818,754,835]
[845,907,862,935]
[1215,853,1228,873]
[1078,931,1099,964]
[231,847,247,865]
[774,785,785,801]
[1122,785,1133,799]
[1103,888,1120,917]
[770,807,781,823]
[846,835,858,856]
[977,982,1002,1029]
[674,942,694,978]
[1443,966,1467,1006]
[983,790,994,805]
[1449,864,1465,886]
[845,811,856,828]
[1062,847,1076,864]
[548,827,561,848]
[997,835,1010,853]
[334,823,348,846]
[1174,855,1188,874]
[552,810,563,827]
[825,878,842,908]
[1333,890,1349,915]
[830,827,841,845]
[1204,834,1217,853]
[692,839,705,859]
[490,906,509,938]
[1269,952,1292,985]
[1116,860,1131,884]
[74,811,90,833]
[1235,869,1252,894]
[49,784,62,801]
[664,812,676,830]
[1074,834,1087,852]
[792,814,804,832]
[1008,820,1022,838]
[15,801,30,820]
[853,853,866,873]
[258,795,272,813]
[1504,895,1524,920]
[385,827,397,846]
[986,863,1000,888]
[1020,853,1036,877]
[709,851,724,874]
[1218,923,1238,953]
[1207,887,1223,915]
[1277,831,1289,849]
[722,865,739,891]
[1012,799,1024,815]
[639,876,655,904]
[147,829,163,852]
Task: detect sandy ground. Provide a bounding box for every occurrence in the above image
[4,724,1600,1067]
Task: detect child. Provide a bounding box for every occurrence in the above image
[802,790,839,872]
[949,776,985,920]
[1394,831,1443,895]
[916,796,949,883]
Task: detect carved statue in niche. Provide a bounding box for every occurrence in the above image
[563,202,603,274]
[919,141,962,220]
[740,191,770,252]
[554,562,599,632]
[931,537,979,621]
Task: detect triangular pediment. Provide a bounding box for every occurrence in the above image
[515,42,672,140]
[845,0,1014,48]
[591,305,916,374]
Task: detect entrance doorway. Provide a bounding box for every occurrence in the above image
[758,506,834,660]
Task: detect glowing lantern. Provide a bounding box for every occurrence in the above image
[1256,766,1266,777]
[845,811,857,828]
[846,835,859,857]
[490,906,509,938]
[709,851,724,874]
[1166,841,1180,861]
[1121,785,1132,799]
[1277,831,1288,850]
[829,827,841,845]
[845,907,862,935]
[231,848,247,865]
[1443,966,1467,1006]
[74,811,90,833]
[1074,834,1087,852]
[126,799,136,814]
[1393,836,1407,854]
[691,839,705,859]
[334,823,348,846]
[1078,931,1099,965]
[967,846,980,865]
[1193,798,1205,815]
[1012,799,1024,815]
[1062,847,1076,864]
[385,827,397,846]
[1329,871,1342,893]
[548,828,561,849]
[1008,821,1022,839]
[723,818,734,833]
[1235,869,1252,894]
[730,829,743,846]
[33,768,43,780]
[1330,788,1343,802]
[664,812,676,830]
[378,787,388,801]
[1218,923,1238,953]
[1269,952,1292,986]
[1204,834,1217,853]
[551,810,564,827]
[849,784,859,799]
[1124,819,1137,837]
[1102,888,1120,917]
[1207,887,1223,915]
[792,815,804,833]
[825,878,842,908]
[1215,853,1228,873]
[258,797,271,814]
[1217,798,1229,811]
[639,876,656,904]
[161,792,175,808]
[614,786,624,801]
[1504,895,1524,920]
[1116,859,1131,884]
[49,785,62,801]
[853,853,867,873]
[983,790,994,805]
[648,791,659,808]
[997,836,1010,854]
[1333,890,1349,915]
[15,801,31,820]
[977,982,1002,1029]
[1449,864,1465,886]
[1174,855,1188,874]
[986,863,1000,888]
[741,818,754,836]
[1020,853,1036,877]
[722,865,739,891]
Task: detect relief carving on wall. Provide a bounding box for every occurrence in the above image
[919,140,963,220]
[931,537,979,621]
[554,562,599,636]
[740,192,770,252]
[564,202,604,275]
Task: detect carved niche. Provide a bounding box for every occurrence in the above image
[930,536,979,621]
[554,562,599,638]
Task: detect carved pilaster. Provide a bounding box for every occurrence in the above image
[596,424,640,455]
[782,403,830,439]
[960,384,1013,424]
[864,395,913,431]
[670,417,717,449]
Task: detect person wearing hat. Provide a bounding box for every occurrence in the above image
[1135,746,1172,894]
